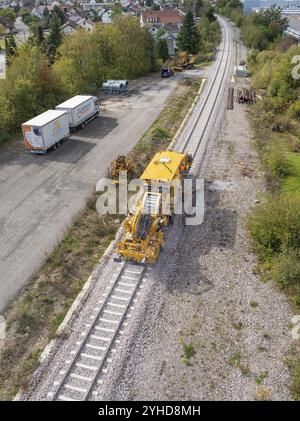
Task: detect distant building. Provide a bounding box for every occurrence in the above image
[244,0,300,16]
[160,31,177,56]
[60,20,78,35]
[140,9,183,29]
[60,17,95,35]
[99,9,113,23]
[77,18,94,31]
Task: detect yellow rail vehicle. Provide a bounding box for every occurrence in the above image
[117,151,192,264]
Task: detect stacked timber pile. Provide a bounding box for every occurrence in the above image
[236,87,256,104]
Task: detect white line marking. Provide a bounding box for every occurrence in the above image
[91,334,110,342]
[70,373,92,382]
[119,282,135,287]
[86,343,106,351]
[58,395,79,401]
[103,309,122,316]
[65,384,87,393]
[111,295,128,301]
[107,302,125,308]
[99,318,118,324]
[124,270,141,275]
[95,326,114,333]
[115,288,132,294]
[81,353,103,361]
[75,362,97,371]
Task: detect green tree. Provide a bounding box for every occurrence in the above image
[254,5,288,34]
[157,38,169,61]
[176,10,200,54]
[0,44,65,142]
[5,34,17,62]
[47,14,62,64]
[195,0,203,17]
[156,27,166,38]
[54,17,157,94]
[0,7,16,23]
[50,5,66,25]
[111,3,123,20]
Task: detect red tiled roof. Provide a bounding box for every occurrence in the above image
[141,10,183,24]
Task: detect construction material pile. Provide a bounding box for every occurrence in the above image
[236,87,256,104]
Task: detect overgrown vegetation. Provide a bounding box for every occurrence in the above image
[180,338,196,366]
[0,77,201,400]
[0,16,156,146]
[216,0,300,400]
[215,1,288,50]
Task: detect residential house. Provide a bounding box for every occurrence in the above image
[31,6,46,19]
[140,9,183,29]
[60,19,77,35]
[99,9,113,24]
[77,18,94,31]
[160,31,177,56]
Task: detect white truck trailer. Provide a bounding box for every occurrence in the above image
[55,95,99,131]
[22,110,70,154]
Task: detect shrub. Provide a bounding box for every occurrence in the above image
[288,102,300,120]
[271,251,300,288]
[266,141,291,178]
[247,194,300,258]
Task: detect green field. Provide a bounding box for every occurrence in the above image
[282,153,300,194]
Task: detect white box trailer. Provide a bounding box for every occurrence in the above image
[234,65,249,77]
[22,110,70,154]
[55,95,99,131]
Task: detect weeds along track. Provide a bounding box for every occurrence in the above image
[46,16,234,402]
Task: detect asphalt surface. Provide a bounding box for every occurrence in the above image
[0,74,193,312]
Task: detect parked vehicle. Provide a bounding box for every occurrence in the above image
[234,65,249,77]
[174,52,194,71]
[102,80,129,94]
[22,110,70,154]
[161,67,174,78]
[55,95,99,131]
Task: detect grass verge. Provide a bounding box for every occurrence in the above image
[247,97,300,400]
[0,76,201,400]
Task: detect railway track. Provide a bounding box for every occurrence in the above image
[175,17,232,166]
[48,262,146,401]
[45,16,235,402]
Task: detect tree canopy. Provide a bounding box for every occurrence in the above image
[176,10,200,54]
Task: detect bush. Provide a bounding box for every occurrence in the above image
[271,251,300,288]
[247,193,300,258]
[266,141,291,178]
[288,102,300,120]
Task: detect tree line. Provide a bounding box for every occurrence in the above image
[176,1,221,58]
[215,1,289,50]
[0,16,156,144]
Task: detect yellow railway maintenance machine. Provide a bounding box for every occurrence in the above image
[117,150,192,264]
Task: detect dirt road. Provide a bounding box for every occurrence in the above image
[0,73,196,312]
